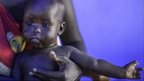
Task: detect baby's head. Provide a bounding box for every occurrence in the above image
[23,0,65,48]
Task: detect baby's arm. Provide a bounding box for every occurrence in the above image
[69,46,139,79]
[10,54,22,80]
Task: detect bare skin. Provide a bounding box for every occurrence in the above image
[0,0,86,52]
[0,0,142,81]
[21,0,142,80]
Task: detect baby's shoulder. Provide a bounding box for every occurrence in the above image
[15,50,32,60]
[60,45,74,50]
[59,45,80,53]
[52,46,76,57]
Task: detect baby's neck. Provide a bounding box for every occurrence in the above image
[46,43,58,48]
[33,43,58,49]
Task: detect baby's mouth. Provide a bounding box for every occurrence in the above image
[30,36,41,44]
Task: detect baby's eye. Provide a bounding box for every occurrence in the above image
[24,21,32,26]
[24,19,33,26]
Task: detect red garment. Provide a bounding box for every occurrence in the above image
[0,3,21,67]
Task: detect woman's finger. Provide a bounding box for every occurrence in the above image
[49,51,69,65]
[31,68,65,80]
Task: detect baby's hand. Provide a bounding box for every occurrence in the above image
[123,61,143,79]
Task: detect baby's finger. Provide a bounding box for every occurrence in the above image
[129,61,138,68]
[131,60,138,65]
[135,71,141,79]
[131,70,141,79]
[136,68,144,71]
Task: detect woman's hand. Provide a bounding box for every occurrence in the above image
[30,51,82,81]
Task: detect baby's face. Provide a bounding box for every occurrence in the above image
[23,4,60,48]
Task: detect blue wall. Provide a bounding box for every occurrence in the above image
[73,0,144,81]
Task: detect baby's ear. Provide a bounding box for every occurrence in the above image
[58,21,66,35]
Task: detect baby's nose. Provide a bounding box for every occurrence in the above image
[32,24,41,33]
[33,27,41,33]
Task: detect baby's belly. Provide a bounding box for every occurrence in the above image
[22,54,59,80]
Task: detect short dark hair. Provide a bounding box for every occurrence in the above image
[25,0,65,22]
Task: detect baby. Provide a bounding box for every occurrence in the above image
[1,0,142,81]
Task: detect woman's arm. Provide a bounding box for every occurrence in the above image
[60,0,86,53]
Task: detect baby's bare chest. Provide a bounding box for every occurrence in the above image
[22,48,70,71]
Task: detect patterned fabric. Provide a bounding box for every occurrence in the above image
[0,62,10,76]
[0,3,21,67]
